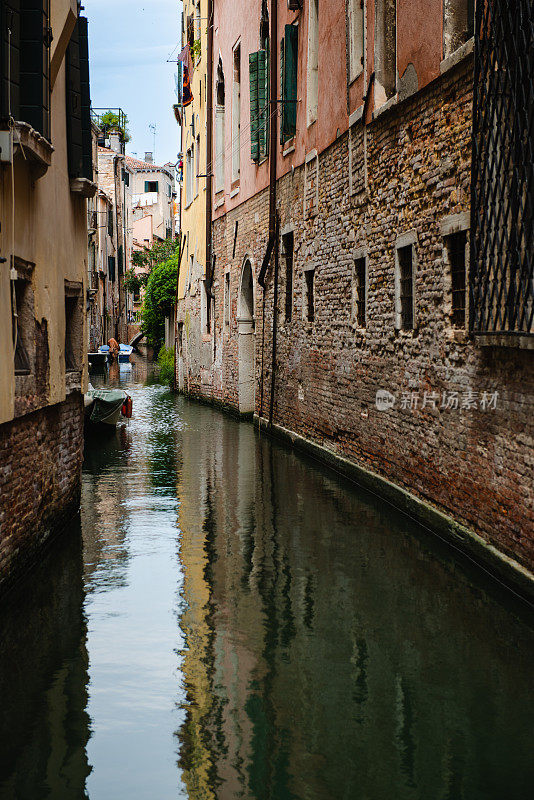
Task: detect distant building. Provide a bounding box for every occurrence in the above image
[125,154,175,338]
[0,4,96,589]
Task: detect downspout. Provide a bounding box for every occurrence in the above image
[206,0,214,365]
[259,0,279,420]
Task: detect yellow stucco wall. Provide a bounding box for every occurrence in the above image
[0,1,89,426]
[179,0,208,301]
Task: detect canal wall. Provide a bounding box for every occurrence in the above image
[0,394,84,594]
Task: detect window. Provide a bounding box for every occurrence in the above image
[307,0,319,125]
[13,279,32,375]
[202,281,212,334]
[281,25,298,143]
[224,272,231,327]
[232,44,241,183]
[195,135,200,197]
[66,17,93,181]
[186,147,193,205]
[354,256,367,328]
[443,0,475,59]
[1,0,51,140]
[283,231,294,322]
[304,269,315,322]
[348,0,364,83]
[445,231,467,329]
[249,49,269,163]
[108,209,114,237]
[167,182,172,197]
[396,244,415,330]
[65,291,82,372]
[215,60,225,193]
[145,181,159,193]
[375,0,396,101]
[108,255,116,283]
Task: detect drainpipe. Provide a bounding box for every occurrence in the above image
[206,0,214,362]
[259,0,279,421]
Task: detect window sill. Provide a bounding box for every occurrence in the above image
[12,121,54,180]
[373,94,398,121]
[214,198,225,210]
[230,187,240,198]
[283,144,295,157]
[440,37,474,76]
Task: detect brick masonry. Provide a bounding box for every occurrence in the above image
[0,393,84,592]
[180,58,534,572]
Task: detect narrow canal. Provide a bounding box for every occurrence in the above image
[0,360,533,799]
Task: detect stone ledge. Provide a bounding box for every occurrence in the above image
[440,37,475,76]
[12,121,54,180]
[70,178,97,198]
[254,414,534,604]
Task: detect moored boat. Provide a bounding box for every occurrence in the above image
[84,387,132,428]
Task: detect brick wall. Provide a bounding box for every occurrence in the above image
[0,393,84,591]
[182,58,534,571]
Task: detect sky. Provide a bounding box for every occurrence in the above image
[86,0,182,167]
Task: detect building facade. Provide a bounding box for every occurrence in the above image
[0,1,96,589]
[176,0,534,580]
[175,0,212,391]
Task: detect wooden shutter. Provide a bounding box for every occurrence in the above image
[108,255,116,282]
[78,16,92,181]
[118,245,124,275]
[19,0,50,139]
[249,51,259,162]
[144,180,150,192]
[0,0,21,121]
[258,49,269,159]
[66,19,83,178]
[281,25,298,142]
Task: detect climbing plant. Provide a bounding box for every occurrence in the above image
[140,245,181,349]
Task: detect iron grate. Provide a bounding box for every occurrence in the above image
[470,0,534,338]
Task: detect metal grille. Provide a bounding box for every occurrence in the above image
[447,231,467,329]
[398,245,414,330]
[470,0,534,339]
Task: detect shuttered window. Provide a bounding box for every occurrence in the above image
[66,16,92,180]
[108,255,116,283]
[281,25,298,144]
[145,180,159,193]
[118,245,124,276]
[249,49,269,163]
[20,0,50,139]
[1,0,51,140]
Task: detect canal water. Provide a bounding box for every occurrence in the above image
[0,359,533,799]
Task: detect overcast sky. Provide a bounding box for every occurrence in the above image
[86,0,182,167]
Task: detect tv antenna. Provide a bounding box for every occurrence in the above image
[149,124,157,159]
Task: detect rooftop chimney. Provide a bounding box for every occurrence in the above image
[109,128,122,154]
[145,152,154,164]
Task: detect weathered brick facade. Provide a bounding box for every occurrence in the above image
[181,55,534,573]
[0,394,84,592]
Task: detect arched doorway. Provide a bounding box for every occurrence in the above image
[238,259,255,415]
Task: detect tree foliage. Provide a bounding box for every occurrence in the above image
[141,247,180,348]
[100,110,131,143]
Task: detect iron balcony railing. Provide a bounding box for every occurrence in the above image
[470,0,534,341]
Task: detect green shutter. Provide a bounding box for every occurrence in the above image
[145,180,150,192]
[258,49,269,159]
[154,181,159,193]
[280,37,284,145]
[249,51,259,162]
[281,24,298,143]
[250,49,269,163]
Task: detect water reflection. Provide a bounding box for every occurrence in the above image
[175,402,534,800]
[0,525,90,799]
[0,375,532,799]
